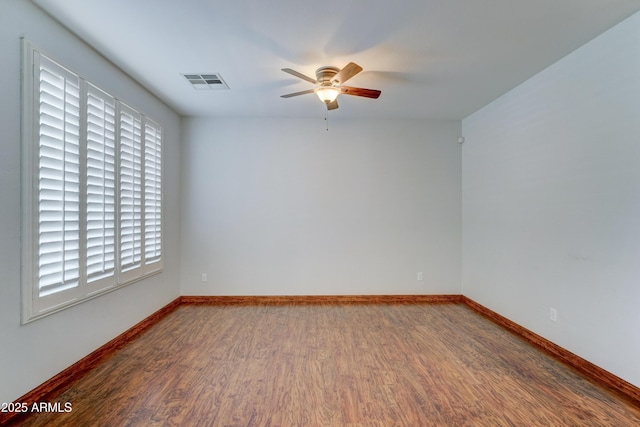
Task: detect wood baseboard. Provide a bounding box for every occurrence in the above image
[180,294,464,305]
[0,297,181,426]
[462,296,640,406]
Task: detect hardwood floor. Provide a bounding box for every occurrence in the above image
[10,303,640,426]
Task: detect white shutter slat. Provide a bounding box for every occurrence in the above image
[37,56,81,296]
[119,104,142,271]
[144,120,162,263]
[85,84,117,281]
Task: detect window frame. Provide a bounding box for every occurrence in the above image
[21,41,164,323]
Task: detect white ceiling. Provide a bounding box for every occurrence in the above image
[33,0,640,120]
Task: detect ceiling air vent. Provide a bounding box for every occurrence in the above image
[182,73,229,90]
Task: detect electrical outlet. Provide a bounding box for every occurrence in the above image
[417,272,423,281]
[201,273,207,283]
[549,307,557,322]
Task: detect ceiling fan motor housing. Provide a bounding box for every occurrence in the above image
[316,66,340,84]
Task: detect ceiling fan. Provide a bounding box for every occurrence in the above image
[280,62,381,110]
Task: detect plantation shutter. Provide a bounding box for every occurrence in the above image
[36,55,81,297]
[119,104,143,271]
[144,120,162,264]
[86,84,117,283]
[23,42,165,323]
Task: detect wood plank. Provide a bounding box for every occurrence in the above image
[7,302,640,426]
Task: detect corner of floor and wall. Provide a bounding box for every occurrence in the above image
[460,8,640,396]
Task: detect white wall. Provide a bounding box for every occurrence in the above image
[462,12,640,387]
[181,117,461,296]
[0,1,182,403]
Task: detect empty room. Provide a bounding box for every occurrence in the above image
[2,0,640,425]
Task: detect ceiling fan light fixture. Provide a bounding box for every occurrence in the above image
[281,63,380,111]
[315,86,340,103]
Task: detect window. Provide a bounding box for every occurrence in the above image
[21,42,163,323]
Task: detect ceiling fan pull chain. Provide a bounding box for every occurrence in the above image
[325,109,329,131]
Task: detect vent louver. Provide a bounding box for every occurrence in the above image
[182,73,229,90]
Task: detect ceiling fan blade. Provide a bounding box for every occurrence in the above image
[281,68,317,84]
[280,89,316,98]
[326,99,339,110]
[340,86,381,99]
[331,62,363,85]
